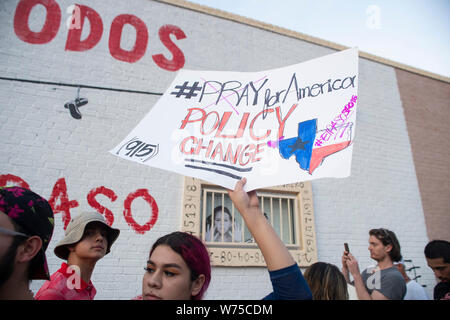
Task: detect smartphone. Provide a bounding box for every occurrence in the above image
[344,243,350,254]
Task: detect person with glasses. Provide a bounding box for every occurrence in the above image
[341,228,406,300]
[0,186,54,300]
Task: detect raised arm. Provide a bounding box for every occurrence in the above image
[227,178,296,271]
[228,178,311,300]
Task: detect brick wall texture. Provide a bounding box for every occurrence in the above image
[1,0,447,299]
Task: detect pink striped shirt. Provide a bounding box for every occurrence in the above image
[35,263,96,300]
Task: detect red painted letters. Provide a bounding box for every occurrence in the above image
[14,0,61,44]
[48,178,79,229]
[0,174,159,234]
[0,174,30,189]
[123,189,159,235]
[109,14,149,63]
[13,1,186,70]
[152,25,187,71]
[65,4,103,52]
[87,186,117,226]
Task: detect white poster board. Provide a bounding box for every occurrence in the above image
[111,48,359,191]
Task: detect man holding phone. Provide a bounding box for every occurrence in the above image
[342,228,406,300]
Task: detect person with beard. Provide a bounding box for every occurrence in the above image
[0,186,54,300]
[424,240,450,300]
[342,228,406,300]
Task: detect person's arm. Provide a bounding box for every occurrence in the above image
[227,178,295,271]
[344,253,372,300]
[228,178,312,300]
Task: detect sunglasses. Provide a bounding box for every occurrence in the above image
[0,226,30,238]
[378,228,392,243]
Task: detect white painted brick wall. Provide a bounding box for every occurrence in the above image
[0,0,436,299]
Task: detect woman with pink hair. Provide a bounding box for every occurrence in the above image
[139,178,311,300]
[141,231,211,300]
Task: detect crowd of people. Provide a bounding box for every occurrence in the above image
[0,181,448,300]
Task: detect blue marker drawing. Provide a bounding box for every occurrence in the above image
[279,119,317,172]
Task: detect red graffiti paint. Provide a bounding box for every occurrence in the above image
[87,186,117,226]
[0,174,30,189]
[48,178,79,229]
[14,0,61,44]
[123,189,159,235]
[1,174,159,234]
[13,2,186,70]
[108,14,149,63]
[65,4,103,52]
[152,24,186,71]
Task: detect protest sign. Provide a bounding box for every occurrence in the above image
[111,48,359,191]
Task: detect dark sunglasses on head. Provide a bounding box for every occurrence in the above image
[378,228,392,242]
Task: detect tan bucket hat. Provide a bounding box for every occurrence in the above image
[54,211,120,260]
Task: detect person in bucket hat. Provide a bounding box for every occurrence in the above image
[35,211,119,300]
[0,186,54,300]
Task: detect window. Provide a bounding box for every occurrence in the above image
[182,177,318,267]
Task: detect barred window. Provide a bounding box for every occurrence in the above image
[182,177,317,267]
[202,188,298,246]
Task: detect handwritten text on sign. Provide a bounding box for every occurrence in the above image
[111,48,359,191]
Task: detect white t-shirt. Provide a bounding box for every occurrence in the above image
[347,284,358,300]
[404,280,430,300]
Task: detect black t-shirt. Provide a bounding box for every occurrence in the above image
[433,281,450,300]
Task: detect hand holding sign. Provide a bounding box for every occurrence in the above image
[111,48,359,190]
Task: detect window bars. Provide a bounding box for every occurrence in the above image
[202,188,298,247]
